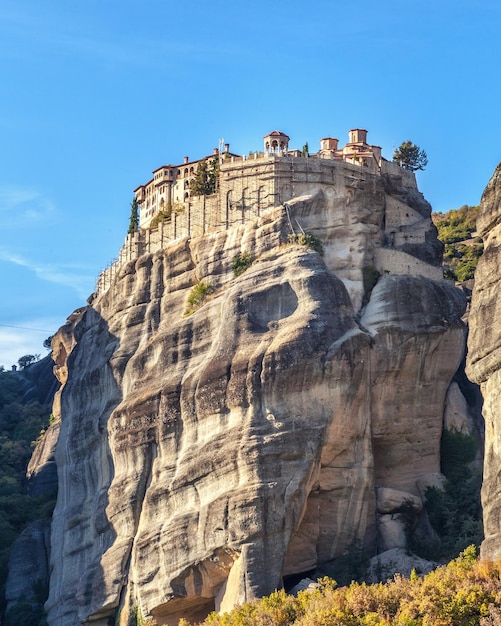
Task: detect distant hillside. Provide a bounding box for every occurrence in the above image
[0,356,57,623]
[432,205,483,281]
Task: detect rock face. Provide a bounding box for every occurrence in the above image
[37,175,466,625]
[467,162,501,561]
[5,519,51,615]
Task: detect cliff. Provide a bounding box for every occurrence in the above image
[27,170,467,625]
[466,162,501,560]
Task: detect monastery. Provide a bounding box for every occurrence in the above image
[134,128,382,230]
[95,128,443,296]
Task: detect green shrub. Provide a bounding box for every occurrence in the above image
[150,207,172,229]
[288,233,324,256]
[232,252,253,277]
[441,429,478,482]
[315,540,370,587]
[423,429,483,560]
[185,281,214,315]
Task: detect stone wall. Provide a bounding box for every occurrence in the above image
[376,249,444,281]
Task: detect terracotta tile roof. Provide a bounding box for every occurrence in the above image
[264,130,290,138]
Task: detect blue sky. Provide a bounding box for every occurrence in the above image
[0,1,499,368]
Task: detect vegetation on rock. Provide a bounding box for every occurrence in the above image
[433,205,483,281]
[185,281,214,315]
[232,252,253,277]
[287,233,324,256]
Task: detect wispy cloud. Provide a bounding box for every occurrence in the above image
[0,185,55,224]
[0,249,94,299]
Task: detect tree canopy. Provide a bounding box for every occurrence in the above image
[17,355,39,370]
[189,158,219,196]
[393,140,428,171]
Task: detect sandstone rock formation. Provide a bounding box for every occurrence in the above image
[26,171,467,625]
[467,162,501,561]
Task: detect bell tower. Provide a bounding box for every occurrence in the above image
[263,130,290,154]
[347,128,368,145]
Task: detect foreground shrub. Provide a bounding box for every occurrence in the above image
[196,548,501,626]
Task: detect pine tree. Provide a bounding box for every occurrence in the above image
[128,197,140,234]
[393,140,428,171]
[189,158,219,196]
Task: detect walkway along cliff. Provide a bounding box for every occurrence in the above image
[24,129,473,625]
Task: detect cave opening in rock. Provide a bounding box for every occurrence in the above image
[282,569,317,593]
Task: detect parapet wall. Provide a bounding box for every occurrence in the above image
[376,248,444,281]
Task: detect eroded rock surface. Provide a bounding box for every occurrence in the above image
[467,162,501,561]
[38,185,465,625]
